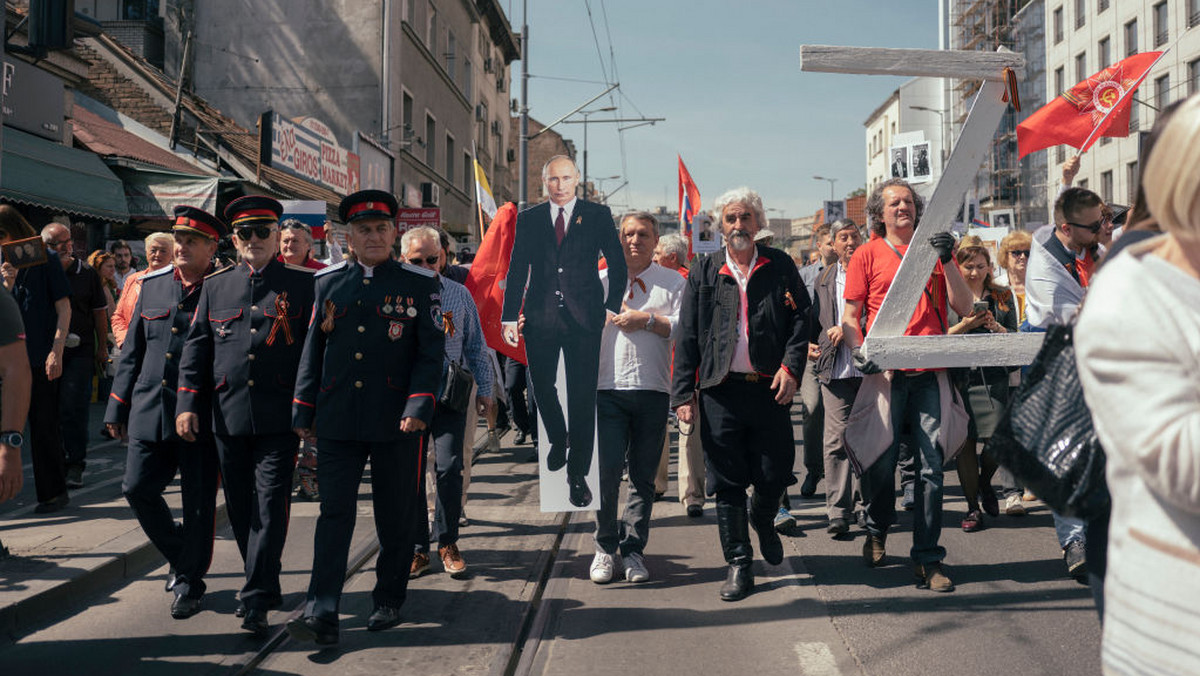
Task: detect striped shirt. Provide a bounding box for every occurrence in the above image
[438,275,493,398]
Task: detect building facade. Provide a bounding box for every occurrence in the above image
[863,77,944,203]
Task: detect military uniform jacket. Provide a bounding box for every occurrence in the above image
[291,259,445,442]
[501,199,627,334]
[176,259,316,437]
[105,265,213,442]
[671,246,811,408]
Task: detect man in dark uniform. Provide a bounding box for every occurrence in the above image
[105,206,224,619]
[175,195,315,635]
[501,155,626,508]
[286,190,444,645]
[672,187,810,602]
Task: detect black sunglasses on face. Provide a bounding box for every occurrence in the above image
[408,255,439,265]
[1066,220,1103,234]
[1010,249,1030,257]
[235,225,275,240]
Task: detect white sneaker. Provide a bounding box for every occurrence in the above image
[1004,494,1027,516]
[624,552,649,583]
[590,551,616,584]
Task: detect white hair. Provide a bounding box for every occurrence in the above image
[400,225,441,255]
[712,187,767,230]
[657,233,688,261]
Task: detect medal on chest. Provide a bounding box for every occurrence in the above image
[388,320,404,341]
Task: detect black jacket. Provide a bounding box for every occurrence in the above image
[671,246,811,407]
[502,199,626,333]
[105,265,212,442]
[176,259,316,437]
[291,259,444,442]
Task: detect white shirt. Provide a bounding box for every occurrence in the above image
[114,267,135,291]
[358,261,377,278]
[830,262,862,380]
[549,197,577,237]
[727,246,757,374]
[597,262,685,393]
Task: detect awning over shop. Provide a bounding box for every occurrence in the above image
[110,165,222,221]
[0,126,130,222]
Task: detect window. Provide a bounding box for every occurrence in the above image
[1057,146,1066,163]
[1075,52,1087,82]
[1127,161,1139,202]
[463,58,472,104]
[1054,6,1064,43]
[1156,74,1171,113]
[1191,0,1200,27]
[1098,0,1109,12]
[1078,178,1088,191]
[464,151,472,194]
[1126,19,1139,56]
[425,114,436,167]
[1129,96,1140,132]
[1101,171,1113,203]
[1154,2,1169,47]
[445,30,456,81]
[1190,58,1200,95]
[479,100,489,146]
[426,2,437,53]
[1100,135,1112,146]
[402,91,414,140]
[1055,66,1065,95]
[446,134,455,180]
[1098,37,1111,70]
[1075,0,1086,28]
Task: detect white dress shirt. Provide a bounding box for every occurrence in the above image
[727,246,757,374]
[549,197,578,237]
[597,262,685,393]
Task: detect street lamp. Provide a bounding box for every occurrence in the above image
[812,175,837,201]
[579,106,617,200]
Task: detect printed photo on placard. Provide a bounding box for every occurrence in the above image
[989,208,1014,230]
[535,354,600,513]
[1,236,49,269]
[890,146,909,179]
[691,211,719,255]
[823,200,846,224]
[909,142,932,184]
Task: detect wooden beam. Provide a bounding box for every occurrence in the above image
[799,45,1024,80]
[862,78,1011,340]
[867,333,1044,370]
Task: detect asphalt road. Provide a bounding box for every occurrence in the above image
[0,414,1102,675]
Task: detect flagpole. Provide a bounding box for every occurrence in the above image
[1076,50,1170,156]
[471,140,486,241]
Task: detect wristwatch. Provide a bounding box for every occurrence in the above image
[0,431,23,448]
[645,313,656,331]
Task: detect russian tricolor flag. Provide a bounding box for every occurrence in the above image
[678,155,701,260]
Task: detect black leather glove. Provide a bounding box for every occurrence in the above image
[929,231,955,264]
[852,347,882,375]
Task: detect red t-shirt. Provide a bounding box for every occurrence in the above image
[844,236,949,337]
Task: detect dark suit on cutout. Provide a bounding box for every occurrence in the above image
[502,199,626,498]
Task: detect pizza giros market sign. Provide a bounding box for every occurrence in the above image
[259,111,361,195]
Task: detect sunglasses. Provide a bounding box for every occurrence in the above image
[1010,249,1030,257]
[723,212,753,224]
[235,225,275,241]
[408,255,440,266]
[1066,219,1103,234]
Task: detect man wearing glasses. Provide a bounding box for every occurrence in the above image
[173,195,316,635]
[1023,186,1104,584]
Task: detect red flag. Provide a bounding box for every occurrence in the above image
[1018,51,1166,159]
[465,202,527,364]
[678,155,701,260]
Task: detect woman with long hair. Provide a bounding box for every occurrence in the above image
[946,236,1018,532]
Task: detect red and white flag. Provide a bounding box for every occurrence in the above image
[1017,51,1166,159]
[465,202,526,364]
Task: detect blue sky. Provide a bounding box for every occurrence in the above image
[514,0,940,218]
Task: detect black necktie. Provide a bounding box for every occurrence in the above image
[555,207,565,246]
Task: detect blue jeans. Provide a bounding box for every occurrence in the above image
[860,371,946,564]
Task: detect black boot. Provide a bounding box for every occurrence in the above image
[716,502,754,601]
[750,493,785,565]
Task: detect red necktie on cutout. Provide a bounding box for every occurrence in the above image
[555,207,565,246]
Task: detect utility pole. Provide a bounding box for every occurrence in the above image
[518,0,529,211]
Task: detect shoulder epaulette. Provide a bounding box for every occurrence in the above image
[402,262,436,278]
[204,265,235,280]
[314,261,348,277]
[143,265,174,280]
[285,263,317,274]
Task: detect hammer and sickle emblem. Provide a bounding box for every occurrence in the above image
[1099,88,1118,107]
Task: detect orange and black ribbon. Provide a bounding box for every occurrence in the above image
[1001,67,1021,112]
[442,310,457,338]
[627,277,647,300]
[321,299,336,334]
[784,290,798,311]
[266,292,294,346]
